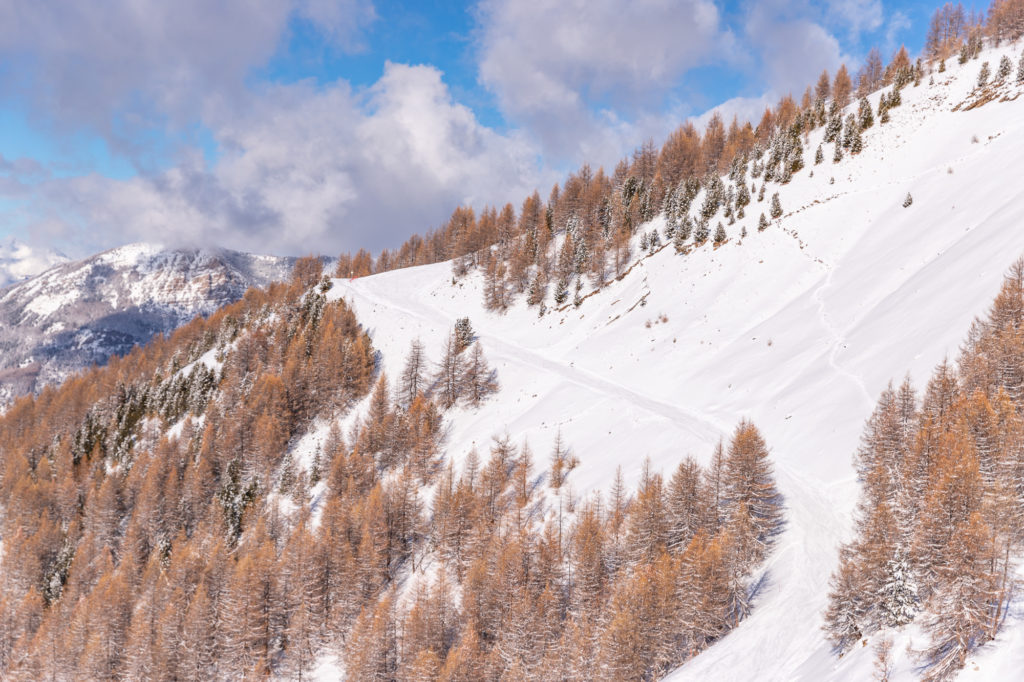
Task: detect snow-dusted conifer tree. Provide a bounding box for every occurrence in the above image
[824,548,870,650]
[920,514,996,682]
[998,55,1012,81]
[815,144,824,165]
[736,181,751,211]
[978,61,991,88]
[858,97,874,129]
[888,86,902,108]
[674,215,693,253]
[842,114,858,149]
[850,125,863,155]
[903,192,913,208]
[722,420,783,560]
[454,317,475,351]
[714,223,727,245]
[694,219,710,244]
[462,342,498,406]
[553,275,569,305]
[769,193,783,219]
[824,114,842,144]
[436,331,464,408]
[879,550,918,627]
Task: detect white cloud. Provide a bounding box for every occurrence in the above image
[743,3,850,99]
[885,11,913,52]
[476,0,732,164]
[689,93,775,132]
[826,0,884,37]
[0,0,375,145]
[21,64,553,257]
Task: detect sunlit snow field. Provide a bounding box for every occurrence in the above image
[303,43,1024,681]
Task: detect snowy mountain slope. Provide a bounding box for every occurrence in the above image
[0,243,295,406]
[0,237,68,288]
[325,44,1024,680]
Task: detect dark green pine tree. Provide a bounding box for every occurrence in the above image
[769,193,783,220]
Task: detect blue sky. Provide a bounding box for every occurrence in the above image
[0,0,950,257]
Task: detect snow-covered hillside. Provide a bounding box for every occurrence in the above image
[325,45,1024,680]
[0,243,294,407]
[0,237,67,288]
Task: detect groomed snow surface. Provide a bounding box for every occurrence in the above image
[315,45,1024,681]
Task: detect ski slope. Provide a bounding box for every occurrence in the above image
[327,45,1024,681]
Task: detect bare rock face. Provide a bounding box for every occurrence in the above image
[0,243,295,406]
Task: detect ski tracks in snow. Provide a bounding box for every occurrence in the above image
[340,278,727,446]
[810,263,877,411]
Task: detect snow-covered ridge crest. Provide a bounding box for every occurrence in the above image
[0,242,296,407]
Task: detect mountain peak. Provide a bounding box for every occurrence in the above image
[0,243,296,406]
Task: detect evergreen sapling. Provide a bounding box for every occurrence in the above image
[879,551,918,627]
[978,61,990,88]
[673,216,692,253]
[850,126,863,155]
[858,97,874,129]
[998,55,1012,81]
[714,222,727,245]
[694,219,710,244]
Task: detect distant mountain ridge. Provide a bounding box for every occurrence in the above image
[0,242,295,406]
